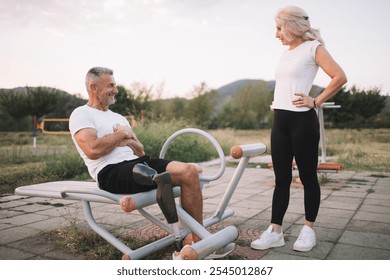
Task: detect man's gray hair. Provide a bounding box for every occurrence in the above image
[85,67,114,89]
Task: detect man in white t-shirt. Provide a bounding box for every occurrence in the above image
[69,67,202,246]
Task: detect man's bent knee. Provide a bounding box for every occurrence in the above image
[167,161,200,186]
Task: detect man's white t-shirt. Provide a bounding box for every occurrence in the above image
[272,40,321,112]
[69,105,137,181]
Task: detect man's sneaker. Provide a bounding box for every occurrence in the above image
[293,225,316,252]
[251,225,285,250]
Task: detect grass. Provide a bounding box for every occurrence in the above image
[0,133,88,195]
[324,129,390,172]
[210,128,390,173]
[46,222,175,260]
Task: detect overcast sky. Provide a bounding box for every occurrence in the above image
[1,0,389,99]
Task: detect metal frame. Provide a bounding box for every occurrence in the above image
[317,102,341,163]
[15,128,267,260]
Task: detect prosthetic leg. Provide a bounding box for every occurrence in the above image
[132,163,182,250]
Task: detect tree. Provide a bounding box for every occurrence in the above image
[236,81,273,128]
[350,87,386,119]
[327,86,387,128]
[26,87,62,118]
[47,92,86,118]
[0,87,64,131]
[184,82,218,128]
[214,81,273,129]
[213,100,237,128]
[376,97,390,128]
[0,89,31,131]
[324,87,353,127]
[130,82,153,120]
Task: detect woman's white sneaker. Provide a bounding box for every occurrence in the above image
[251,225,285,250]
[293,225,316,252]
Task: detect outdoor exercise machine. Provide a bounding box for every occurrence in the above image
[15,128,267,260]
[317,102,344,172]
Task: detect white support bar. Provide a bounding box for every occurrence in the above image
[317,103,341,163]
[238,143,267,158]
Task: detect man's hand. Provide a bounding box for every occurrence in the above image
[114,124,145,157]
[113,123,133,138]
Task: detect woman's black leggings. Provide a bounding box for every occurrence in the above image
[270,109,321,225]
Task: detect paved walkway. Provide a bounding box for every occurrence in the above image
[1,158,389,260]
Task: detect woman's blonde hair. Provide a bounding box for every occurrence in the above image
[275,5,324,46]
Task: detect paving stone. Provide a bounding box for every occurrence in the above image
[0,200,33,209]
[34,205,80,218]
[359,204,390,214]
[320,200,361,211]
[231,206,268,218]
[0,226,41,245]
[0,195,26,202]
[327,244,390,260]
[1,213,50,226]
[231,199,272,211]
[0,223,14,231]
[363,197,390,207]
[365,193,390,202]
[0,246,36,260]
[97,212,146,226]
[261,251,315,260]
[11,203,55,213]
[8,234,59,255]
[0,209,25,220]
[338,230,390,250]
[353,211,390,223]
[41,250,85,260]
[331,190,367,198]
[318,207,355,219]
[23,216,72,231]
[346,219,390,235]
[311,215,350,230]
[232,245,268,260]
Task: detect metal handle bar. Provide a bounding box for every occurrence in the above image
[159,128,226,182]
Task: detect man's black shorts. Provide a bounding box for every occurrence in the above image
[97,156,172,194]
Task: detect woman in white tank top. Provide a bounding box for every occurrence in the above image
[251,5,347,253]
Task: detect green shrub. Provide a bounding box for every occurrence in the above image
[44,153,88,179]
[0,152,88,195]
[136,121,226,162]
[0,167,52,194]
[135,121,185,158]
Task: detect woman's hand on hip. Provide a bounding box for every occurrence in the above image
[292,93,315,108]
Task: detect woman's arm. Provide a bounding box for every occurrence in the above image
[314,45,348,106]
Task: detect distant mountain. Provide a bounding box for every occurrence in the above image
[2,81,324,108]
[214,79,323,104]
[215,79,275,102]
